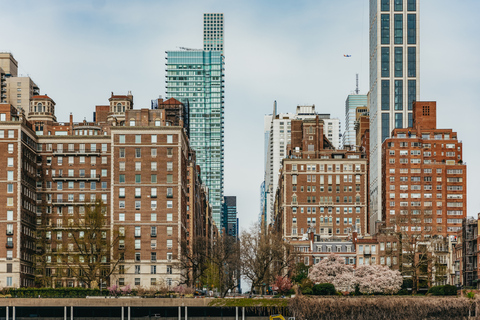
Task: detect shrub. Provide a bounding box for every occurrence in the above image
[427,285,457,296]
[312,283,336,296]
[301,287,313,295]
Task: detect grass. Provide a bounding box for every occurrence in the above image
[208,298,289,308]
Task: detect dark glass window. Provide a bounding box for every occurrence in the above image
[381,14,390,44]
[407,0,416,11]
[381,47,390,77]
[408,80,416,110]
[408,47,416,77]
[407,14,416,44]
[394,14,403,44]
[382,113,390,142]
[381,0,390,11]
[408,113,413,128]
[394,0,403,11]
[395,113,403,129]
[381,80,390,111]
[395,80,403,110]
[395,47,403,77]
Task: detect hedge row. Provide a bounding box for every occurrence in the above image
[7,287,109,298]
[427,285,458,296]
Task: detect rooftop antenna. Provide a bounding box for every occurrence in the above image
[355,74,359,95]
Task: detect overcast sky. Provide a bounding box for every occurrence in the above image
[1,0,479,233]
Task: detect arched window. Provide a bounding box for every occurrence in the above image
[117,103,121,113]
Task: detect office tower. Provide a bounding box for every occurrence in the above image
[343,94,368,148]
[275,116,368,240]
[0,53,40,112]
[263,105,341,226]
[203,13,224,53]
[222,196,238,238]
[166,50,224,226]
[382,101,466,238]
[369,0,420,233]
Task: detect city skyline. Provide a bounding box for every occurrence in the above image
[1,0,479,232]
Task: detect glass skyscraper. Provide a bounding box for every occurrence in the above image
[203,13,224,53]
[368,0,420,233]
[166,50,225,225]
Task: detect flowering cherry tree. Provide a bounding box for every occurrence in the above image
[272,275,293,294]
[355,264,403,294]
[308,254,355,292]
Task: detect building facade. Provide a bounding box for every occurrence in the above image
[165,50,224,226]
[0,92,210,289]
[263,105,341,227]
[203,13,224,53]
[343,94,368,148]
[369,0,421,233]
[222,196,238,238]
[382,101,466,238]
[274,116,368,241]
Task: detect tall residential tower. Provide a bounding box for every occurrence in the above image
[368,0,420,232]
[203,13,224,53]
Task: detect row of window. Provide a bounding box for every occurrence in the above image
[45,156,108,165]
[293,185,361,193]
[118,212,174,222]
[293,206,362,214]
[118,134,174,144]
[291,163,363,172]
[381,0,416,12]
[292,174,362,184]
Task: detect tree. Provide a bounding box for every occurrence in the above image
[355,264,403,294]
[179,237,208,289]
[382,211,449,294]
[308,253,355,292]
[240,224,295,293]
[62,200,123,288]
[207,234,240,297]
[292,262,309,284]
[272,275,293,294]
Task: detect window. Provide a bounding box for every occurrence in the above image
[408,47,416,77]
[167,201,173,208]
[119,135,125,143]
[167,213,173,221]
[135,162,141,171]
[151,174,157,183]
[119,188,125,198]
[381,14,390,44]
[7,171,14,181]
[135,135,141,143]
[135,148,141,158]
[394,14,403,44]
[151,162,157,171]
[119,213,125,221]
[151,135,157,143]
[395,47,403,77]
[381,47,390,77]
[166,188,173,198]
[8,144,13,153]
[407,14,416,44]
[135,213,141,221]
[167,162,173,171]
[167,240,173,248]
[135,239,141,249]
[167,135,173,143]
[381,80,390,111]
[167,174,173,183]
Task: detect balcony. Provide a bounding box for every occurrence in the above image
[53,149,101,156]
[52,174,100,181]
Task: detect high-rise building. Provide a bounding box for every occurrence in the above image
[382,101,466,238]
[222,196,238,238]
[165,50,224,225]
[343,94,368,148]
[368,0,420,233]
[0,88,214,289]
[203,13,224,53]
[263,105,341,226]
[274,116,368,240]
[0,53,40,112]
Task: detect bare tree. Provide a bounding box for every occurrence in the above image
[62,200,123,288]
[240,224,295,293]
[207,234,240,297]
[382,210,448,294]
[179,237,208,289]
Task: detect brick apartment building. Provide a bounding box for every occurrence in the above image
[382,101,466,238]
[274,116,368,240]
[0,92,213,289]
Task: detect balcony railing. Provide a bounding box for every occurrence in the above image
[52,149,102,156]
[52,174,101,181]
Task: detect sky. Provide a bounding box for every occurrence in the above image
[1,0,480,233]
